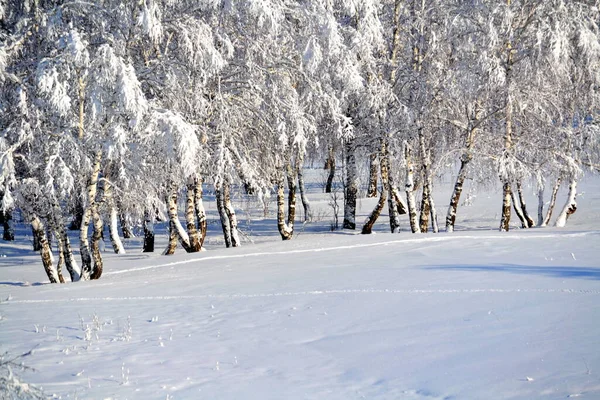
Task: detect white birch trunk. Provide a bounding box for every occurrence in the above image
[362,140,388,234]
[166,184,191,252]
[404,142,421,233]
[185,177,201,252]
[555,179,577,227]
[105,183,125,254]
[223,176,240,247]
[109,205,125,254]
[542,177,561,227]
[216,180,233,247]
[51,201,81,281]
[80,149,102,281]
[194,177,207,249]
[31,215,60,283]
[510,190,527,228]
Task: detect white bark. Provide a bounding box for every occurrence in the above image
[80,149,102,281]
[555,179,577,227]
[404,142,421,233]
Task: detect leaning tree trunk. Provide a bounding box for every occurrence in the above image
[185,177,201,252]
[143,208,155,253]
[343,139,358,230]
[297,152,312,222]
[516,181,534,228]
[510,190,527,229]
[325,146,335,193]
[31,215,59,283]
[362,141,388,234]
[216,179,233,248]
[542,177,561,227]
[404,142,421,233]
[80,150,102,281]
[366,152,379,198]
[446,106,480,232]
[555,178,577,227]
[223,176,241,247]
[163,220,178,255]
[194,177,207,249]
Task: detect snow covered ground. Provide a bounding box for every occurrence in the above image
[1,174,600,399]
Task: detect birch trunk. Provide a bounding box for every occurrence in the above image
[297,152,312,222]
[404,143,421,233]
[51,201,81,281]
[32,225,42,251]
[223,176,240,247]
[276,172,294,241]
[194,177,207,249]
[516,181,535,228]
[80,149,102,281]
[500,0,514,232]
[362,141,388,234]
[555,179,577,227]
[216,181,232,248]
[510,190,527,228]
[54,231,66,283]
[166,184,192,252]
[387,165,401,233]
[343,139,358,230]
[143,208,155,252]
[185,177,201,252]
[31,215,59,283]
[418,130,433,233]
[446,157,470,233]
[105,183,125,254]
[542,177,561,226]
[164,220,178,255]
[325,146,335,193]
[90,200,103,280]
[500,181,512,232]
[366,152,378,198]
[429,196,439,233]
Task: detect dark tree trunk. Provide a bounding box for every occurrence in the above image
[343,139,358,230]
[2,209,15,241]
[143,208,155,252]
[325,146,335,193]
[366,152,378,198]
[362,141,388,234]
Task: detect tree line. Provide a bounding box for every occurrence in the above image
[0,0,599,282]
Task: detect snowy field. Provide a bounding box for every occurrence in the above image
[1,173,600,399]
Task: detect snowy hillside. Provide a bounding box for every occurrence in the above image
[1,176,600,400]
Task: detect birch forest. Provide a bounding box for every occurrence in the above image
[1,0,599,283]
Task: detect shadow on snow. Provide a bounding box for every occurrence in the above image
[424,263,600,280]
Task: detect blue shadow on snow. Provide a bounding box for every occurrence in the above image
[424,264,600,280]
